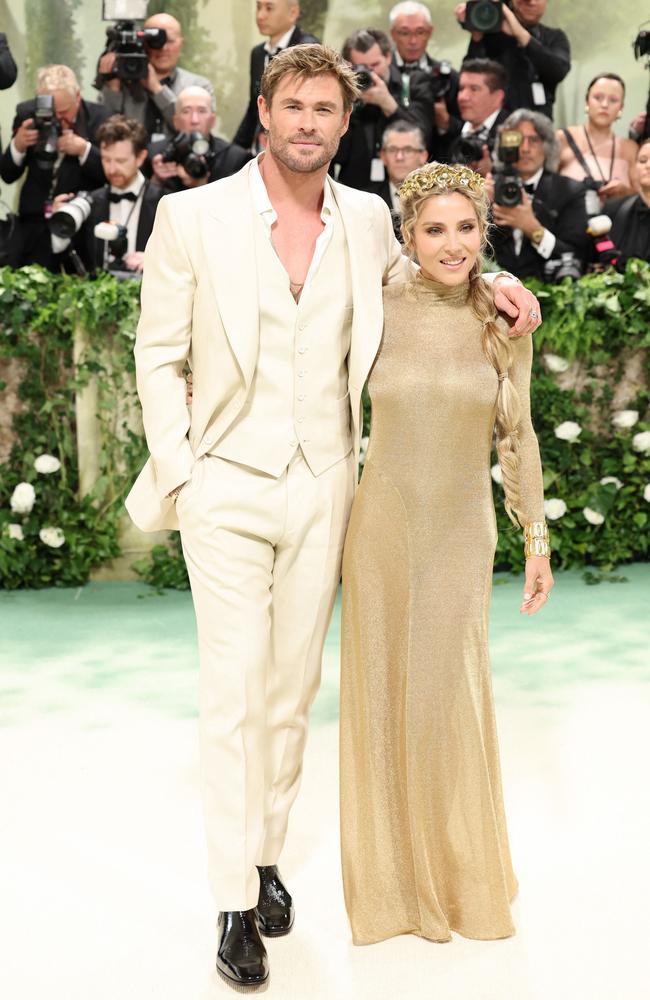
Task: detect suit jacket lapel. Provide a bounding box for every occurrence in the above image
[201,163,260,387]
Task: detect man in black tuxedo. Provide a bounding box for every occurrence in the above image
[234,1,318,151]
[0,32,17,90]
[368,120,427,212]
[488,110,589,280]
[438,59,508,174]
[455,0,570,121]
[150,86,251,194]
[389,1,461,150]
[0,64,108,270]
[51,115,162,275]
[333,27,432,191]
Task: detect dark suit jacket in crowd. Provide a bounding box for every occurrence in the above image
[490,169,589,280]
[0,33,17,90]
[0,97,108,269]
[466,22,570,120]
[395,53,461,158]
[438,107,509,165]
[333,63,433,191]
[66,180,163,274]
[606,194,650,264]
[148,134,252,193]
[234,25,319,149]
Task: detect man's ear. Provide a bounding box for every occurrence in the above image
[257,94,270,132]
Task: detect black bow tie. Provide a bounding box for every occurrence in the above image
[402,61,420,72]
[524,182,536,195]
[109,190,138,203]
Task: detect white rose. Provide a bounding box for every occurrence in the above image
[5,523,24,541]
[34,454,61,474]
[612,410,639,430]
[359,436,369,466]
[544,498,567,520]
[600,476,623,490]
[644,484,650,503]
[491,463,503,485]
[544,353,570,374]
[10,482,36,515]
[583,507,605,526]
[554,421,582,443]
[632,431,650,455]
[39,526,65,548]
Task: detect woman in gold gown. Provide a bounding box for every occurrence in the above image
[339,163,554,946]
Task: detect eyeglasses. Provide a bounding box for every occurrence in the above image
[519,134,543,146]
[393,28,430,38]
[384,145,425,156]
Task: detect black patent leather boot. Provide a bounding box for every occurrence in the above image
[256,865,295,937]
[216,909,269,991]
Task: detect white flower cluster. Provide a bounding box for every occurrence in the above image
[554,421,581,442]
[4,455,65,547]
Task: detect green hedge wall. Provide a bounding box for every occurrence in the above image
[1,262,649,590]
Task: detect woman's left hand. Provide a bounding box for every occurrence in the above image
[519,556,554,616]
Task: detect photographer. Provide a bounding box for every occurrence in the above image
[51,115,162,275]
[603,139,650,265]
[0,32,17,90]
[389,2,460,140]
[234,2,318,151]
[97,12,214,142]
[0,64,108,270]
[455,0,570,121]
[333,27,432,191]
[488,109,589,280]
[438,58,508,174]
[150,86,251,193]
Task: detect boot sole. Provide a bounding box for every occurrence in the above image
[216,966,269,992]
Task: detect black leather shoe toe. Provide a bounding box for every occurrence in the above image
[216,909,269,992]
[256,865,295,937]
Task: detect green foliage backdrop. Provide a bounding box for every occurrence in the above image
[1,263,649,590]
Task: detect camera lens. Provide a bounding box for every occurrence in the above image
[466,1,503,33]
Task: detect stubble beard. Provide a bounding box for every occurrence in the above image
[267,127,339,174]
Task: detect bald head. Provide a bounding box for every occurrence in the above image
[173,85,216,136]
[144,12,183,76]
[256,1,300,47]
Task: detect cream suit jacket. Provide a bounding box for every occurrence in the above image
[126,160,409,533]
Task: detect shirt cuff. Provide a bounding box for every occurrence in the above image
[10,138,25,166]
[78,140,91,165]
[535,229,556,260]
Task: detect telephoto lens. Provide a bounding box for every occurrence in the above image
[354,65,374,91]
[465,0,504,34]
[48,192,93,239]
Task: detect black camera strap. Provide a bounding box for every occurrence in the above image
[562,127,614,186]
[583,127,615,184]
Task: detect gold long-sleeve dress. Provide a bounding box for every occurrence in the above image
[340,273,545,945]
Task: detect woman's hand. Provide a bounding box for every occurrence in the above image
[520,556,554,616]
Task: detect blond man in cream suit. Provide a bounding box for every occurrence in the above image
[126,44,540,991]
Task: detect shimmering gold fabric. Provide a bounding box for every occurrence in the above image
[340,274,545,945]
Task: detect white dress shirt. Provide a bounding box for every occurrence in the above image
[264,27,295,60]
[249,153,334,299]
[512,166,555,259]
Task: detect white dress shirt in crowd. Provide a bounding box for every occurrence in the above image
[512,166,555,259]
[264,26,295,61]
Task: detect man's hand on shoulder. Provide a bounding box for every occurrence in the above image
[492,274,541,337]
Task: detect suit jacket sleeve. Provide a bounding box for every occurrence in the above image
[540,179,589,261]
[524,27,570,86]
[507,329,545,526]
[0,33,17,90]
[134,195,197,500]
[234,48,261,149]
[0,106,29,183]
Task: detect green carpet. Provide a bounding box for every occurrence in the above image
[1,565,648,728]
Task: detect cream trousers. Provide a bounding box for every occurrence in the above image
[176,449,355,911]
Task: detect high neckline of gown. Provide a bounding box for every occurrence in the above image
[414,269,470,303]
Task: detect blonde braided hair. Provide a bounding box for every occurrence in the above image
[399,162,524,527]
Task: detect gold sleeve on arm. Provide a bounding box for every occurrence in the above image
[508,331,548,551]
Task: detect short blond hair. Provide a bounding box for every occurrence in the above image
[260,43,360,111]
[36,64,79,98]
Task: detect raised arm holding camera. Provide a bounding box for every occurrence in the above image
[333,27,433,191]
[97,11,215,142]
[455,0,570,121]
[487,109,589,281]
[150,86,251,193]
[0,64,108,270]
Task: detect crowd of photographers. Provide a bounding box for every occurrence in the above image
[0,0,649,281]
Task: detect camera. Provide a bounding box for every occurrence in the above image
[464,0,510,34]
[457,134,486,164]
[162,131,212,179]
[94,219,130,271]
[587,215,623,272]
[634,28,650,61]
[32,94,61,169]
[354,65,374,91]
[493,129,523,206]
[430,60,453,102]
[100,0,166,84]
[49,191,94,238]
[544,252,584,283]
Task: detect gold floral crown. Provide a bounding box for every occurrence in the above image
[398,162,485,203]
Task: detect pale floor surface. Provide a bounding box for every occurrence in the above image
[1,573,650,1000]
